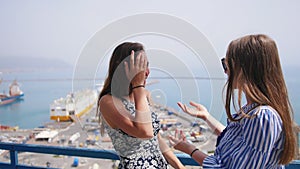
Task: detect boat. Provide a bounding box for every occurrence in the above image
[0,124,19,131]
[0,80,24,106]
[50,89,97,121]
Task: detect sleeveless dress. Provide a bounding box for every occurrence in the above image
[103,98,169,169]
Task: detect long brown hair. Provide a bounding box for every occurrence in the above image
[96,42,144,115]
[99,42,144,99]
[224,34,296,164]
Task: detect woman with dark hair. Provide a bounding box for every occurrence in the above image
[97,42,184,169]
[169,34,297,168]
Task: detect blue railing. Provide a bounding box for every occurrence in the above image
[0,142,299,169]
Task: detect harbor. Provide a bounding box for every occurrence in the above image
[0,75,219,168]
[0,73,299,168]
[1,83,299,168]
[0,98,217,168]
[0,78,299,168]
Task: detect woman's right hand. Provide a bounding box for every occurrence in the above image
[124,50,148,87]
[177,101,209,120]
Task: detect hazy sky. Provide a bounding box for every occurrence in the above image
[1,0,299,69]
[1,1,299,122]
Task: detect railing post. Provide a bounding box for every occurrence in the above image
[10,149,18,168]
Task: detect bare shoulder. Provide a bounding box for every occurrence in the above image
[99,94,112,106]
[99,94,134,130]
[99,95,123,129]
[99,95,119,113]
[99,95,129,117]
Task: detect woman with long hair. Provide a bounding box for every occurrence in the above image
[169,34,297,168]
[97,42,184,168]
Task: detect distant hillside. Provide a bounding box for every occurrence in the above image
[0,56,73,72]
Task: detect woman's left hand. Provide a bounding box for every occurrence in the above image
[169,129,191,153]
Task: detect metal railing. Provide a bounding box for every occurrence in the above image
[0,142,299,169]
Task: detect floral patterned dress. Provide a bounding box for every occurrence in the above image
[103,99,168,169]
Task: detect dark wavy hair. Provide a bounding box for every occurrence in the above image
[224,34,296,164]
[96,42,144,135]
[98,42,144,99]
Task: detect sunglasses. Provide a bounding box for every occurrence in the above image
[221,58,227,72]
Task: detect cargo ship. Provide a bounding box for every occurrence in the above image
[0,80,24,106]
[50,89,97,121]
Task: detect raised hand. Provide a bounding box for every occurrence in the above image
[124,50,148,87]
[169,129,189,153]
[177,101,209,120]
[178,101,226,136]
[169,129,207,165]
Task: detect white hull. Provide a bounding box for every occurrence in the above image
[50,89,97,121]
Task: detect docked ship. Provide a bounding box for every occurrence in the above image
[0,80,24,106]
[50,89,97,121]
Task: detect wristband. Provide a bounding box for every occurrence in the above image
[190,148,199,157]
[131,85,145,90]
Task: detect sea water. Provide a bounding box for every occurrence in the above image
[0,69,299,132]
[0,70,72,128]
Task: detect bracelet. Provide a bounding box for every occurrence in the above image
[131,85,145,90]
[190,148,199,157]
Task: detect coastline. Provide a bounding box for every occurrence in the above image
[0,103,216,168]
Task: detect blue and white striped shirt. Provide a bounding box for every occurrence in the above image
[203,105,284,169]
